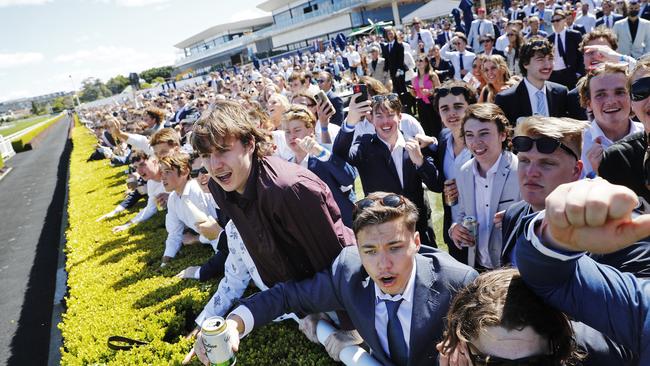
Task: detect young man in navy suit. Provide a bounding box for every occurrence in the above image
[213,193,477,366]
[548,9,584,89]
[494,37,569,126]
[333,93,440,246]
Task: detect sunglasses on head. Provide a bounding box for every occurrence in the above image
[371,93,400,103]
[190,167,208,178]
[631,76,650,102]
[435,86,469,98]
[512,136,578,160]
[467,347,556,366]
[352,194,405,220]
[551,17,565,23]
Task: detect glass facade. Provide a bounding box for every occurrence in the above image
[271,0,355,29]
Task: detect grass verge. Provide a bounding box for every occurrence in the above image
[61,125,336,365]
[0,115,52,137]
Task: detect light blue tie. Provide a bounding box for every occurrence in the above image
[536,90,548,117]
[385,299,408,366]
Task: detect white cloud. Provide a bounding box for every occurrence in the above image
[229,8,270,22]
[0,0,52,7]
[54,46,174,66]
[0,89,31,102]
[0,52,44,68]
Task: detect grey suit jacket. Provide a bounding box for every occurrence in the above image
[368,57,391,87]
[239,246,477,366]
[456,151,520,268]
[613,17,650,58]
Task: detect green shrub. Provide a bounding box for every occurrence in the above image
[11,114,64,152]
[61,126,337,365]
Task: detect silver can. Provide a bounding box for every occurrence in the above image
[443,179,458,206]
[462,216,478,247]
[201,316,236,366]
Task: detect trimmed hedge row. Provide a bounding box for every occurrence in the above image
[11,114,64,152]
[61,125,337,365]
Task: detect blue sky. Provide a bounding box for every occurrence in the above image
[0,0,270,103]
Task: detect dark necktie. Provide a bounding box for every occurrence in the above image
[556,34,566,60]
[372,59,378,71]
[478,21,482,35]
[385,299,408,366]
[606,16,611,28]
[459,53,465,72]
[418,32,422,42]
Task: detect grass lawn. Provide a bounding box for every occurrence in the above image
[0,115,53,137]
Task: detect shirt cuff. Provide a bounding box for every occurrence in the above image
[315,149,331,162]
[342,122,356,132]
[228,306,255,338]
[194,267,201,280]
[524,211,585,261]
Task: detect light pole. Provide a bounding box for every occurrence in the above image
[69,75,81,107]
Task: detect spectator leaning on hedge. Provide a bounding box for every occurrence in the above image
[158,150,225,267]
[187,100,357,359]
[112,151,166,233]
[211,193,477,366]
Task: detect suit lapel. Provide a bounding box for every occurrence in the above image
[408,255,440,364]
[401,149,411,190]
[488,153,511,236]
[544,82,555,116]
[518,82,533,117]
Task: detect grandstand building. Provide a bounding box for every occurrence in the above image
[173,0,431,74]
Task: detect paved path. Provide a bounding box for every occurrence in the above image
[0,116,72,366]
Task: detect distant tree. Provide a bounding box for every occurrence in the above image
[79,77,111,103]
[50,96,74,113]
[106,75,130,95]
[31,101,46,115]
[152,76,166,84]
[140,82,152,89]
[140,66,173,83]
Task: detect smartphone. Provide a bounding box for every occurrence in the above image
[315,90,334,110]
[352,84,368,103]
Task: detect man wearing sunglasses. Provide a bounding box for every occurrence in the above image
[495,38,569,126]
[598,59,650,204]
[613,0,650,59]
[547,10,584,89]
[214,193,477,366]
[317,71,344,126]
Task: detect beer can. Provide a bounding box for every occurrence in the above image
[443,179,458,206]
[201,316,236,366]
[462,216,478,247]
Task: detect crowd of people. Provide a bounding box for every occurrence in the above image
[78,0,650,364]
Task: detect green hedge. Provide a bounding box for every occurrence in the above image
[61,126,337,365]
[11,114,64,152]
[0,154,4,170]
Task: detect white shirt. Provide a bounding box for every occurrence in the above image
[315,121,340,146]
[575,13,597,32]
[352,113,425,142]
[443,131,473,228]
[164,179,219,258]
[271,130,294,161]
[196,221,271,326]
[378,132,407,188]
[495,33,509,51]
[581,119,645,176]
[374,259,416,358]
[440,43,476,81]
[131,179,165,224]
[524,78,549,118]
[552,30,568,71]
[126,133,153,156]
[600,14,616,28]
[472,154,503,269]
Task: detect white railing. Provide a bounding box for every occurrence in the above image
[0,135,14,160]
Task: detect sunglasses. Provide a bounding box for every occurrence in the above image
[551,18,565,23]
[317,79,328,84]
[507,33,517,36]
[371,93,400,103]
[467,347,556,366]
[631,76,650,102]
[479,39,493,44]
[435,86,469,98]
[512,136,578,160]
[190,167,208,178]
[353,194,405,220]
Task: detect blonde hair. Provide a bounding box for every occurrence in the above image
[515,116,589,156]
[282,104,316,130]
[159,150,191,177]
[150,128,180,147]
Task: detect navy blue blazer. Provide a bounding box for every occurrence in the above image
[333,128,440,245]
[516,235,650,364]
[547,29,585,78]
[326,90,344,126]
[303,153,356,228]
[239,246,478,366]
[494,80,569,126]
